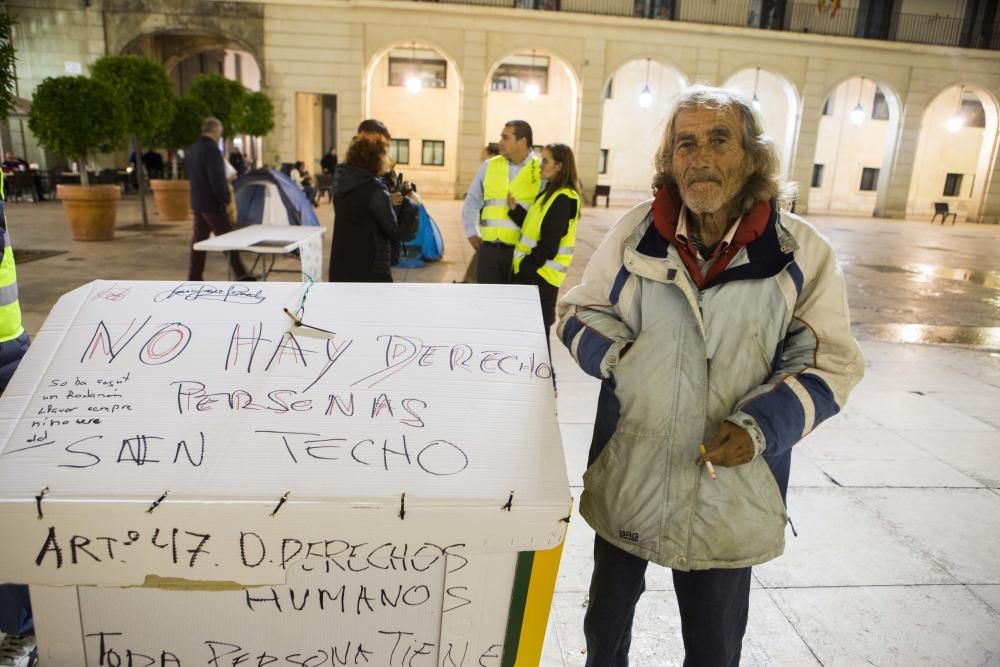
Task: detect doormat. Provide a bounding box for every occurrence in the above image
[11,248,67,264]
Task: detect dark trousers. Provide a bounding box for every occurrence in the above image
[188,210,248,281]
[475,242,514,285]
[585,534,752,667]
[0,333,32,636]
[0,584,32,635]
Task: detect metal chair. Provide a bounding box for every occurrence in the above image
[315,173,334,203]
[592,184,611,208]
[10,170,38,202]
[931,202,957,225]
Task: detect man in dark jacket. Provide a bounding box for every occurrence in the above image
[186,117,250,281]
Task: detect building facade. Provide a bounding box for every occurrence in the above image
[5,0,1000,221]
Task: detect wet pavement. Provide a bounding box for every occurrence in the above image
[4,195,1000,665]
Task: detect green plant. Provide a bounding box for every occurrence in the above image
[92,55,174,228]
[0,13,17,122]
[155,94,210,178]
[187,74,248,139]
[240,91,274,138]
[28,76,124,187]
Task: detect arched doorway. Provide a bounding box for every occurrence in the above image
[722,67,800,179]
[808,76,902,216]
[906,85,999,222]
[364,42,463,196]
[483,50,580,153]
[598,58,687,205]
[122,31,264,167]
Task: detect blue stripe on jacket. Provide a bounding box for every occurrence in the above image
[609,266,630,305]
[561,315,614,379]
[786,261,804,296]
[798,372,840,425]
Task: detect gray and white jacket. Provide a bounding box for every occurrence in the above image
[557,197,864,570]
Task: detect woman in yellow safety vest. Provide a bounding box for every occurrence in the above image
[507,143,581,344]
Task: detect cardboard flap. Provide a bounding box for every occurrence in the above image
[0,281,570,586]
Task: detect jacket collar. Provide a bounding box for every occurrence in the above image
[637,187,792,288]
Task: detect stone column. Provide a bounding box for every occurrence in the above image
[575,37,607,203]
[455,31,487,199]
[875,75,926,218]
[787,59,828,215]
[977,143,1000,224]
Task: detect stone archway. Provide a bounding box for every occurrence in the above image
[483,49,581,152]
[362,41,464,196]
[104,0,264,74]
[722,67,800,180]
[808,75,903,216]
[598,58,688,205]
[906,84,999,222]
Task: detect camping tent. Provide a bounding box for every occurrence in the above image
[234,168,320,227]
[398,204,445,268]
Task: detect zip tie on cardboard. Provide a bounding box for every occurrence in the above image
[560,515,571,524]
[35,486,49,520]
[146,490,169,514]
[787,515,798,537]
[270,491,290,517]
[282,307,336,337]
[398,492,406,520]
[502,491,514,512]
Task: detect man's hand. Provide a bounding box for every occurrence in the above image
[390,192,404,207]
[467,235,482,250]
[696,422,755,468]
[507,193,517,209]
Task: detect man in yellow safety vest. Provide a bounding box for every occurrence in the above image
[0,171,36,666]
[461,120,542,284]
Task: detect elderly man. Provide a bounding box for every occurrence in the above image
[186,117,251,282]
[557,85,864,666]
[462,120,541,284]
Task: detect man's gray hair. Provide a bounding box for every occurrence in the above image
[653,84,796,213]
[201,117,223,134]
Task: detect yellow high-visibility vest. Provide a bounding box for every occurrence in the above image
[480,154,541,246]
[512,187,580,287]
[0,172,24,343]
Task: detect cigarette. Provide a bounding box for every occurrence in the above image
[699,444,717,480]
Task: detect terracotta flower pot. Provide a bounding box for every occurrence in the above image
[150,179,191,221]
[56,184,122,241]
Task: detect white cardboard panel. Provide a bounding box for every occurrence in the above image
[0,281,570,587]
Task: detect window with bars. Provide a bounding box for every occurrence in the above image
[390,139,409,165]
[422,140,445,166]
[811,164,824,188]
[860,167,880,191]
[871,88,890,120]
[943,173,963,197]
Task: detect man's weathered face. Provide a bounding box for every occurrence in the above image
[498,126,523,161]
[670,107,749,215]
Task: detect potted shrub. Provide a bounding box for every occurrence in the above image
[149,94,210,221]
[239,90,275,168]
[28,76,125,241]
[187,74,248,143]
[91,55,173,230]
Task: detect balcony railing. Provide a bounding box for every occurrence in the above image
[426,0,988,51]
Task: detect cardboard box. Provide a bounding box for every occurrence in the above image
[0,281,570,665]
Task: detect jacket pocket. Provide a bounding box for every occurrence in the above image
[688,456,787,564]
[581,425,667,554]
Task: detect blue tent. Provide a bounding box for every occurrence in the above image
[233,169,319,227]
[398,204,444,268]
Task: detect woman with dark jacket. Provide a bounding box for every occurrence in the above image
[508,143,582,343]
[329,133,400,282]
